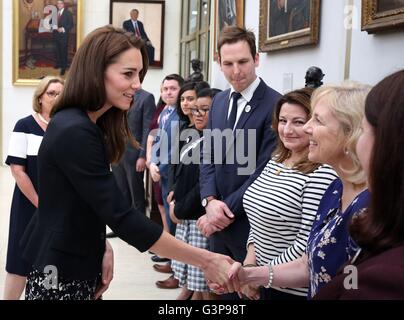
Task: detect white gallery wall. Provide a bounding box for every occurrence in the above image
[211,0,404,93]
[1,0,181,162]
[2,0,404,161]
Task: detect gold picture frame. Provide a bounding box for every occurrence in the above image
[213,0,245,61]
[13,0,83,86]
[259,0,320,52]
[362,0,404,33]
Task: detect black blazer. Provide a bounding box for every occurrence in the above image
[123,89,155,163]
[21,108,162,280]
[122,19,150,42]
[55,8,73,33]
[172,128,205,220]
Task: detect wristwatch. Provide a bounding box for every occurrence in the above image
[201,196,214,208]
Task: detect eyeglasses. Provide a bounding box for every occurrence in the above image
[190,107,210,116]
[45,91,61,98]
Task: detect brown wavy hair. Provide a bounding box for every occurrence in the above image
[272,87,319,174]
[349,70,404,254]
[52,25,148,163]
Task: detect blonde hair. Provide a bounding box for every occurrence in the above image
[311,81,371,184]
[32,76,64,113]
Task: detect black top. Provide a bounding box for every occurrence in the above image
[21,108,163,280]
[172,127,205,220]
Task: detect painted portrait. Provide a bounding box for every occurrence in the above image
[13,0,82,85]
[259,0,320,52]
[110,0,165,68]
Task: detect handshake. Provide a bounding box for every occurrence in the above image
[204,258,265,300]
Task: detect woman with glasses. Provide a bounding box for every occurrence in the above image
[170,88,221,300]
[3,76,64,300]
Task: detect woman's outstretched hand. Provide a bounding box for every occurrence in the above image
[207,261,260,299]
[203,253,240,294]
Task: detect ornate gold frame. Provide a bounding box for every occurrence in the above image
[13,0,83,86]
[213,0,245,60]
[259,0,320,52]
[362,0,404,33]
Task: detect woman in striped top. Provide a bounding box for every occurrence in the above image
[241,88,337,300]
[224,82,371,299]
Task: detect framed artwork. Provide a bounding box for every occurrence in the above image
[362,0,404,33]
[13,0,83,86]
[259,0,320,52]
[110,0,165,68]
[213,0,245,60]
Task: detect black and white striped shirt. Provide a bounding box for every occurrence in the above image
[243,159,338,296]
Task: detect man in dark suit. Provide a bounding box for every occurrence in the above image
[123,9,155,65]
[53,0,73,76]
[198,26,281,281]
[107,89,156,238]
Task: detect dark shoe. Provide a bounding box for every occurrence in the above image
[156,275,179,289]
[153,262,172,274]
[106,231,117,238]
[151,255,170,263]
[60,69,66,76]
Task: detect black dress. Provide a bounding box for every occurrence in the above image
[5,115,44,276]
[20,108,162,300]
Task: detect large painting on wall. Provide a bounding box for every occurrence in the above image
[362,0,404,33]
[13,0,83,86]
[213,0,245,60]
[259,0,320,52]
[110,0,165,68]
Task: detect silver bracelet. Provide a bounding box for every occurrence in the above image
[264,264,274,289]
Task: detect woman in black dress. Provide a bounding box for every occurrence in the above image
[3,76,64,300]
[20,26,236,300]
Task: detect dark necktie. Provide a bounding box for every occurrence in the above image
[161,107,173,129]
[227,92,242,129]
[134,21,141,37]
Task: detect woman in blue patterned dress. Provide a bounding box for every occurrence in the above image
[315,70,404,299]
[3,76,64,300]
[225,82,371,299]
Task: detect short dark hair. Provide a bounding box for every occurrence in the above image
[162,74,185,87]
[350,70,404,254]
[217,26,257,60]
[52,25,148,163]
[197,88,220,99]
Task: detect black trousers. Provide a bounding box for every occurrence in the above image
[53,32,69,69]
